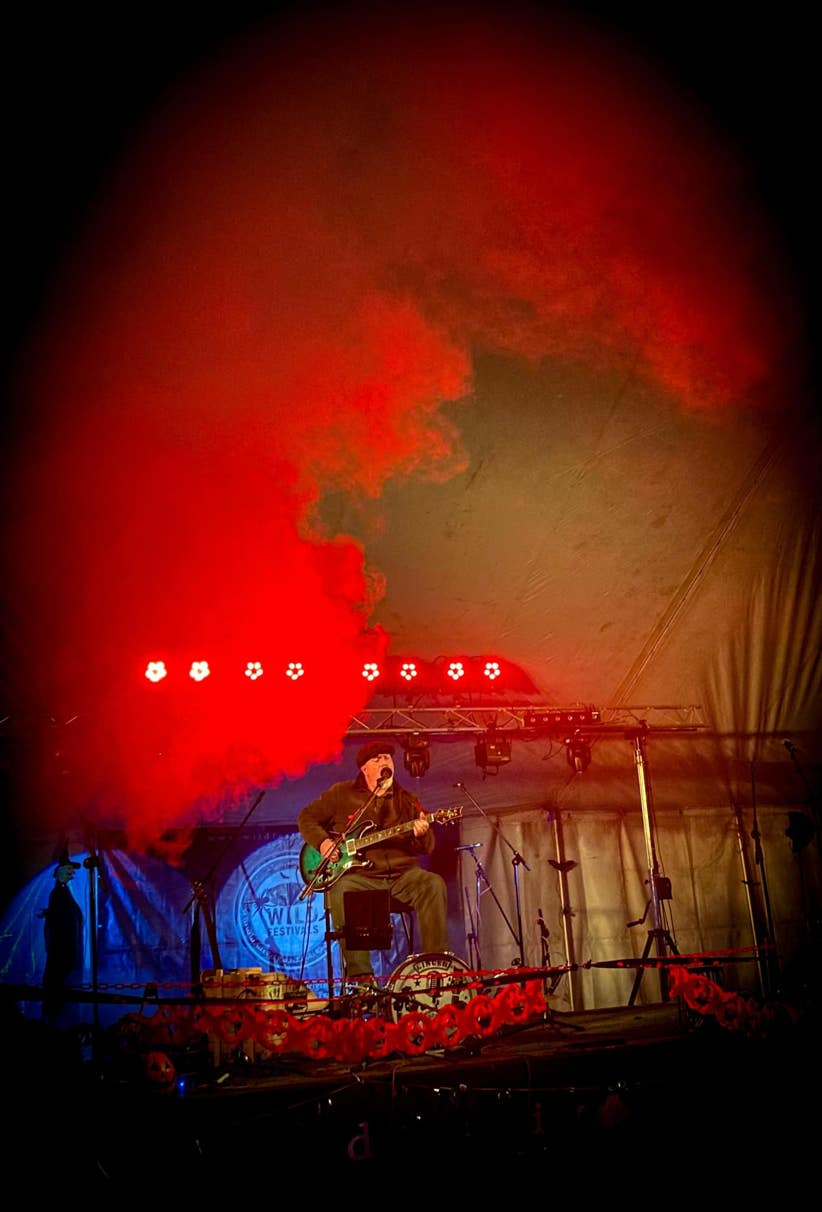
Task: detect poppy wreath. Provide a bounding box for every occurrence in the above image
[189,1001,222,1036]
[714,990,764,1035]
[395,1009,432,1055]
[666,966,689,1000]
[520,979,547,1018]
[144,1004,187,1048]
[686,971,720,1014]
[491,980,545,1030]
[430,1002,464,1048]
[252,1006,294,1053]
[670,968,801,1039]
[213,1003,256,1047]
[668,967,722,1016]
[463,993,498,1038]
[294,1015,338,1060]
[332,1015,373,1063]
[363,1014,397,1060]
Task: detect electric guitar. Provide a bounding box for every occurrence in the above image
[299,806,463,891]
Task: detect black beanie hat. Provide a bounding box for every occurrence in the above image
[356,740,396,769]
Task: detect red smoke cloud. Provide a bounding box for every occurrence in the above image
[3,5,800,853]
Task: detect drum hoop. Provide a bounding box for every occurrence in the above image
[387,951,469,984]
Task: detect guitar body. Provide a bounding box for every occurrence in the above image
[299,821,379,891]
[298,806,462,892]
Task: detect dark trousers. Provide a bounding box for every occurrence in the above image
[326,866,448,979]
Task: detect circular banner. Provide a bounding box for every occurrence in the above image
[217,832,334,987]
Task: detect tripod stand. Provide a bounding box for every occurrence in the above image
[626,875,678,1006]
[626,727,678,1006]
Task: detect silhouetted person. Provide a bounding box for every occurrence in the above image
[40,845,84,1022]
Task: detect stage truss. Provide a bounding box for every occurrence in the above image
[344,702,706,739]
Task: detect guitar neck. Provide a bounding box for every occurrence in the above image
[349,813,433,852]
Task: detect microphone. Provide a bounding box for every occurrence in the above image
[455,842,482,851]
[378,767,392,781]
[453,781,465,789]
[783,739,796,754]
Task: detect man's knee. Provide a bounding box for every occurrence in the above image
[429,871,447,899]
[417,870,447,908]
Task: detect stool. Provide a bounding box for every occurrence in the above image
[343,890,415,953]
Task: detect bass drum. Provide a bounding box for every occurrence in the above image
[385,951,473,1022]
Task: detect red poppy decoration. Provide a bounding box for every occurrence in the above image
[252,1006,293,1052]
[464,994,498,1038]
[364,1015,396,1060]
[395,1010,431,1055]
[430,1003,463,1048]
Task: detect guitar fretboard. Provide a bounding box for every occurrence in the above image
[345,815,428,852]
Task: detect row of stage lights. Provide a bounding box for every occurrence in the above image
[143,655,534,692]
[381,724,597,779]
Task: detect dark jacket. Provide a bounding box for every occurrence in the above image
[43,882,84,990]
[297,774,435,877]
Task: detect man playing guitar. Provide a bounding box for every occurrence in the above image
[297,741,451,990]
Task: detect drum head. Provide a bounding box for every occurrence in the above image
[385,951,472,1021]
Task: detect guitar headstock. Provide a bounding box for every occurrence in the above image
[433,805,463,826]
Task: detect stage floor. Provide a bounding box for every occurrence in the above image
[7,991,819,1195]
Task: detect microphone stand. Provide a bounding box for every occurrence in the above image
[455,781,530,967]
[462,880,480,971]
[82,830,108,1063]
[455,842,510,972]
[182,787,267,987]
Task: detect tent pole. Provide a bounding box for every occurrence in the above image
[731,797,770,999]
[551,811,579,1010]
[627,725,678,1005]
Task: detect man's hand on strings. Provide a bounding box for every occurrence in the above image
[320,837,340,862]
[412,813,430,838]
